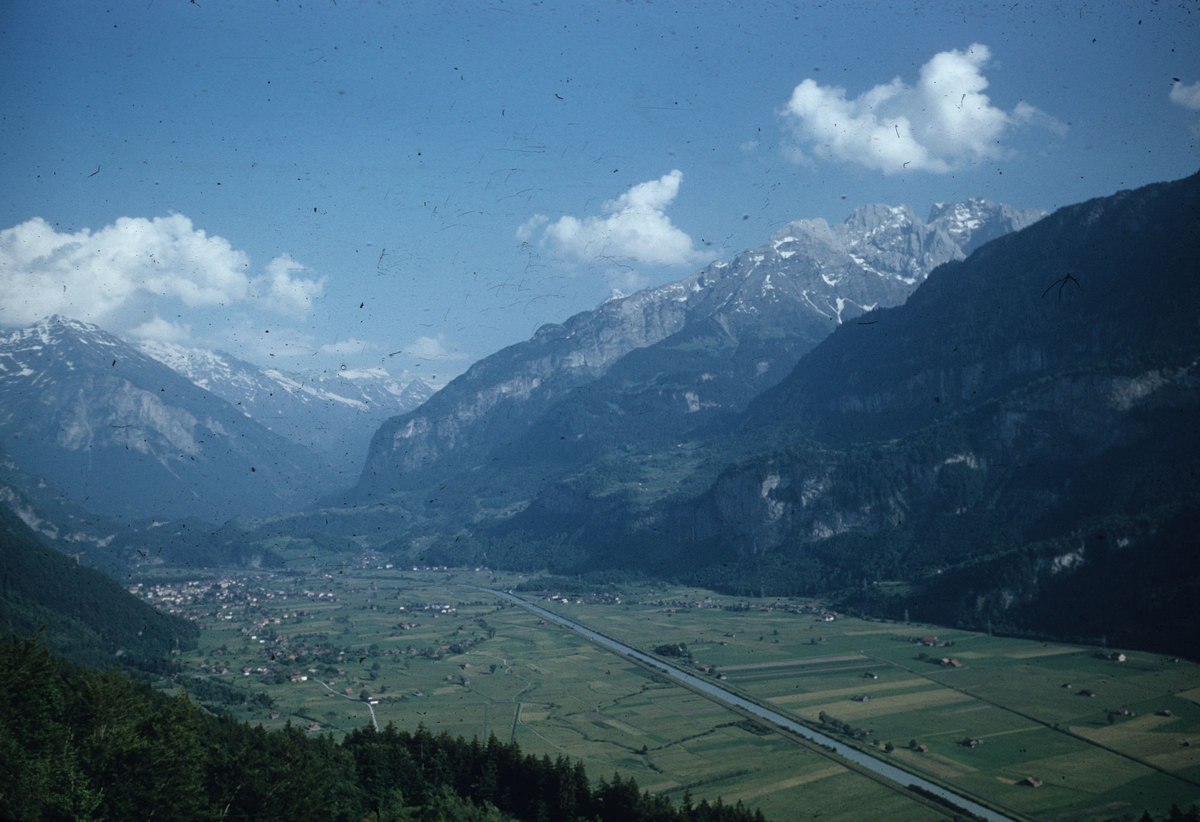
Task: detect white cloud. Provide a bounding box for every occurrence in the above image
[1170,80,1200,110]
[1012,100,1069,137]
[0,214,323,341]
[128,315,191,344]
[516,214,549,242]
[522,170,706,267]
[321,337,376,356]
[780,44,1063,174]
[254,253,325,318]
[404,333,469,361]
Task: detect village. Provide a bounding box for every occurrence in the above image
[129,567,491,704]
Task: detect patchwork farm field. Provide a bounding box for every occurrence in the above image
[141,561,1200,822]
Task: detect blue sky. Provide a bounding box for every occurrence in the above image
[1,0,1197,385]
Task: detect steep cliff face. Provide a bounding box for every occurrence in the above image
[685,363,1198,562]
[356,198,1042,498]
[604,173,1200,615]
[360,285,695,481]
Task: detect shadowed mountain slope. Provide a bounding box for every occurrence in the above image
[484,173,1200,654]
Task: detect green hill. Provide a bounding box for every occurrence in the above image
[0,505,197,671]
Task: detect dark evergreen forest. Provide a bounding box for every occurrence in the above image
[0,635,767,822]
[0,507,198,672]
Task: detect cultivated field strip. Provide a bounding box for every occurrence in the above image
[150,565,1200,821]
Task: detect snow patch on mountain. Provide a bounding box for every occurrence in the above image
[133,339,436,472]
[357,196,1044,487]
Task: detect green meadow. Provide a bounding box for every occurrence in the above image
[148,564,1200,821]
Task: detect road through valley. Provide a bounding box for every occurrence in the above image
[471,586,1021,822]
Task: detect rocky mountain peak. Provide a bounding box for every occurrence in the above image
[2,315,155,381]
[844,202,919,235]
[28,313,103,337]
[927,198,1046,255]
[356,194,1044,498]
[0,317,329,522]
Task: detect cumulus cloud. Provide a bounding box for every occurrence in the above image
[254,253,325,318]
[321,337,376,357]
[403,333,469,362]
[0,214,323,339]
[128,315,191,343]
[520,170,705,267]
[1170,79,1200,110]
[780,44,1064,174]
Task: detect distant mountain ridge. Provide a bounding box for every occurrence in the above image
[0,313,436,524]
[0,316,327,522]
[136,340,434,476]
[355,198,1043,503]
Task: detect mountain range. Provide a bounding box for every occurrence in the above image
[353,198,1043,513]
[3,174,1198,655]
[136,340,433,475]
[0,318,432,523]
[472,172,1200,654]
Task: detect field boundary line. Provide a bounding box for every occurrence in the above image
[869,654,1200,793]
[471,586,1032,822]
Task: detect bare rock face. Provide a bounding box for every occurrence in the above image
[0,317,327,522]
[356,199,1041,496]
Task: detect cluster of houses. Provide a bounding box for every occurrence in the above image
[634,596,837,620]
[912,635,954,648]
[158,571,501,691]
[537,590,623,606]
[129,575,319,630]
[401,601,457,616]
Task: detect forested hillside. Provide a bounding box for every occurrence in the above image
[0,636,767,822]
[0,507,197,671]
